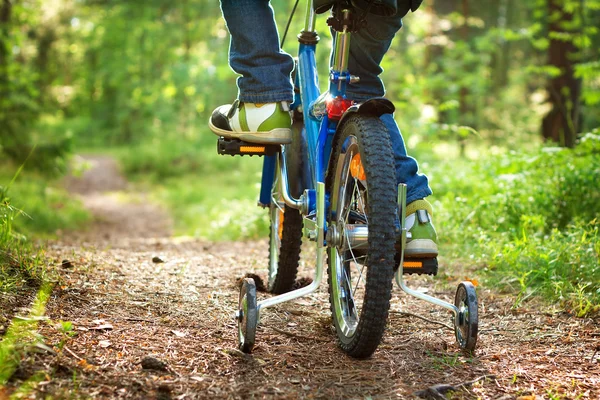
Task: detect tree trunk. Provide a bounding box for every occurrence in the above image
[541,0,581,148]
[492,0,511,91]
[458,0,469,156]
[0,0,13,145]
[0,0,11,88]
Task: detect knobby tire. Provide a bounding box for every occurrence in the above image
[326,114,397,358]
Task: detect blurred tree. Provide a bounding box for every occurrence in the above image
[0,0,71,174]
[541,0,582,147]
[0,0,39,164]
[1,0,599,161]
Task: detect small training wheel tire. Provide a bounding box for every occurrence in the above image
[454,281,478,352]
[237,278,258,353]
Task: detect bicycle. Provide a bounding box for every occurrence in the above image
[216,0,478,358]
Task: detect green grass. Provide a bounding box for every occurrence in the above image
[0,170,89,238]
[0,162,89,293]
[0,159,88,393]
[432,131,600,316]
[113,135,269,240]
[0,282,53,385]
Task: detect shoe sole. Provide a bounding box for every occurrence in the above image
[209,119,292,145]
[404,239,438,259]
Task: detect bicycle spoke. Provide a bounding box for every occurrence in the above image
[352,263,366,300]
[355,181,368,224]
[342,263,361,319]
[271,175,285,213]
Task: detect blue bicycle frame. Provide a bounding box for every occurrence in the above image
[252,0,344,312]
[259,0,341,211]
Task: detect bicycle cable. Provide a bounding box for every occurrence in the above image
[280,0,301,48]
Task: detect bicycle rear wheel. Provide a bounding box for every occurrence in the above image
[326,114,397,358]
[268,156,303,294]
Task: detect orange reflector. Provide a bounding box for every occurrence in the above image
[278,209,284,240]
[240,146,266,153]
[403,261,423,268]
[350,154,366,181]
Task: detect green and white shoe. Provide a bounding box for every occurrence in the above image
[209,100,292,144]
[404,199,438,259]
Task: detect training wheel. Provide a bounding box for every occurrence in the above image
[237,278,258,353]
[454,281,478,352]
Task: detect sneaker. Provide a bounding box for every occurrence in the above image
[209,100,292,144]
[404,199,438,258]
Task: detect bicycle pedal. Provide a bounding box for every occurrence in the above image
[217,137,280,157]
[398,258,438,276]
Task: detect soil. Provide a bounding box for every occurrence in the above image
[3,155,599,399]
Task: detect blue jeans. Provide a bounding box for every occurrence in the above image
[220,0,432,203]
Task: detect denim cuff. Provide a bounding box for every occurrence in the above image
[239,91,294,104]
[406,188,433,205]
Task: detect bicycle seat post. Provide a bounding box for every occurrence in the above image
[332,9,351,73]
[304,0,317,33]
[331,8,352,96]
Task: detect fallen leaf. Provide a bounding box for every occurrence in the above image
[98,340,111,348]
[78,359,94,371]
[171,330,186,337]
[34,343,56,354]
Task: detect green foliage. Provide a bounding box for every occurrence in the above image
[0,283,52,386]
[434,132,600,315]
[3,0,596,154]
[0,0,72,174]
[114,136,268,240]
[489,221,599,316]
[0,163,89,293]
[0,169,89,237]
[436,131,600,236]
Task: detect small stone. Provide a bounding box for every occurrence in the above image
[61,259,74,269]
[157,384,172,400]
[152,256,164,263]
[141,356,168,371]
[157,384,172,393]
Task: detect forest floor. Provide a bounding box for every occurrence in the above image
[1,155,599,400]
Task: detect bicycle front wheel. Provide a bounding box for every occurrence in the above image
[326,114,397,358]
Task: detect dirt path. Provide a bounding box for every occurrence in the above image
[6,155,600,399]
